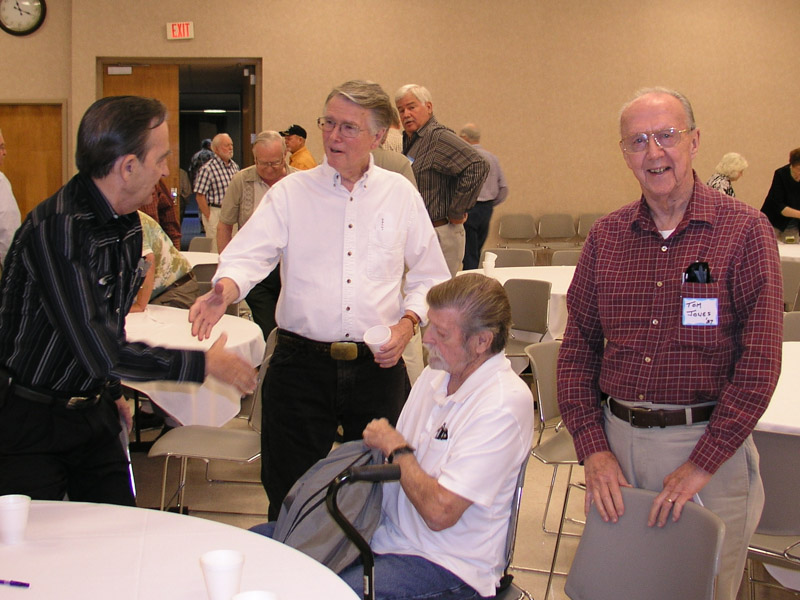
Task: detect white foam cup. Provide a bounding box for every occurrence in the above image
[363,325,392,355]
[200,549,245,600]
[0,494,31,545]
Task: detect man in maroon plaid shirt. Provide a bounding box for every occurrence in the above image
[557,87,782,599]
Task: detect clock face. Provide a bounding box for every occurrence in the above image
[0,0,46,36]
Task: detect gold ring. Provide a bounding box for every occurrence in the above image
[666,498,674,503]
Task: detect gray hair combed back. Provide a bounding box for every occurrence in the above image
[427,273,511,355]
[325,80,393,134]
[395,84,433,106]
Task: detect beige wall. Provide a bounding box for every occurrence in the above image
[2,0,799,246]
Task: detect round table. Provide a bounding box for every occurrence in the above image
[124,305,266,426]
[0,501,358,600]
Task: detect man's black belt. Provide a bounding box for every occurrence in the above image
[0,368,103,409]
[276,329,372,361]
[607,397,715,429]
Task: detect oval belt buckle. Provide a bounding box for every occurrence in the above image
[330,342,358,361]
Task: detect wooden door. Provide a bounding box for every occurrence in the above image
[101,63,180,208]
[0,103,64,219]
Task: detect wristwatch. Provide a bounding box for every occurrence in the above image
[387,445,415,463]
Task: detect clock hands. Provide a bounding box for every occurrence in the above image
[13,1,32,16]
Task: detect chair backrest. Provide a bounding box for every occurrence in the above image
[550,249,581,266]
[525,341,562,426]
[780,259,800,311]
[482,248,536,268]
[192,263,218,283]
[577,213,604,239]
[565,487,725,600]
[188,236,214,252]
[504,279,550,339]
[249,327,278,433]
[501,453,531,573]
[498,214,537,242]
[538,213,576,240]
[752,430,800,535]
[783,312,800,341]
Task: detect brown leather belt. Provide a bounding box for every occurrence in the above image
[432,218,449,227]
[607,397,715,429]
[276,329,372,361]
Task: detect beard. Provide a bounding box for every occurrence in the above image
[425,345,451,373]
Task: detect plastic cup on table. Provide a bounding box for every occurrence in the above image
[363,325,392,356]
[0,494,31,545]
[200,549,245,600]
[483,252,498,277]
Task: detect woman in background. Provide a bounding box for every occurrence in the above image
[707,152,748,197]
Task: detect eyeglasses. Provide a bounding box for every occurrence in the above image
[620,128,693,153]
[317,116,365,139]
[257,158,284,168]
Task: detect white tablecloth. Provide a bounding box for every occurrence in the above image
[182,251,220,268]
[124,305,265,426]
[461,265,575,340]
[0,501,358,600]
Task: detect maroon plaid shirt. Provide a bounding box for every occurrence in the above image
[558,175,783,473]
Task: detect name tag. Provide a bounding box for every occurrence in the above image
[682,298,718,326]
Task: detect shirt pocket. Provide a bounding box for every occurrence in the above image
[674,282,720,349]
[366,214,405,282]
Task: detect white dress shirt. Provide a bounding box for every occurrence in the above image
[215,156,450,342]
[0,171,21,264]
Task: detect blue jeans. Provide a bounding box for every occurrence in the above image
[339,553,484,600]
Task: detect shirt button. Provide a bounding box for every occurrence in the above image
[652,319,659,325]
[345,306,350,311]
[644,356,652,363]
[656,281,663,287]
[115,308,120,314]
[661,245,668,252]
[345,333,350,338]
[346,279,351,284]
[349,197,353,202]
[348,224,353,229]
[347,251,352,256]
[638,394,645,400]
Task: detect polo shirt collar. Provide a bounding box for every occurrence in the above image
[427,352,508,407]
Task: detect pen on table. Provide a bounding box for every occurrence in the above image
[0,580,30,588]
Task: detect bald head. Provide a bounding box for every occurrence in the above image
[212,133,234,163]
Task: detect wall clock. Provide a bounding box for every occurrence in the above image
[0,0,46,36]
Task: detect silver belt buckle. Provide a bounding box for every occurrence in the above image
[330,342,358,361]
[66,395,92,409]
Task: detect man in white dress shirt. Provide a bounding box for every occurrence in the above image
[189,80,450,518]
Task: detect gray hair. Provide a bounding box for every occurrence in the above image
[253,130,285,154]
[395,84,433,106]
[427,273,511,355]
[211,133,232,150]
[460,123,481,143]
[715,152,748,178]
[325,80,393,134]
[619,87,696,135]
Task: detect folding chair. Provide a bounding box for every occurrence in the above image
[147,329,276,513]
[481,247,536,268]
[550,249,581,266]
[192,262,218,283]
[783,311,800,341]
[188,236,214,252]
[746,430,800,599]
[536,213,578,264]
[565,487,725,600]
[576,212,605,240]
[780,259,800,311]
[503,279,550,358]
[497,214,538,248]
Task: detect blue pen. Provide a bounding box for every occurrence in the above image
[0,579,30,587]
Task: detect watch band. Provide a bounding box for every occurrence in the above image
[400,314,419,334]
[387,445,415,463]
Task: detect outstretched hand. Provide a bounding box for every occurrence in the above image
[189,280,229,341]
[205,333,257,395]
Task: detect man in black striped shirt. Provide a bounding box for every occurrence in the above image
[0,96,256,505]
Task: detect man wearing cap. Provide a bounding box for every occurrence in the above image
[280,124,317,171]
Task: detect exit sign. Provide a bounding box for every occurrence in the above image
[166,22,194,40]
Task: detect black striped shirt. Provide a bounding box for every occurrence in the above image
[403,116,489,222]
[0,174,205,399]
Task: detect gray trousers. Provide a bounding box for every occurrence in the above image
[604,402,764,600]
[435,222,466,278]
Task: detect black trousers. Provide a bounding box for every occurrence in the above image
[246,268,281,340]
[0,394,135,505]
[261,338,409,520]
[463,201,494,270]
